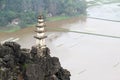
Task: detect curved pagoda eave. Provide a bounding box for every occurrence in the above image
[34,36,47,40]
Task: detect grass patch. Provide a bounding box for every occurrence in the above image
[47,16,70,21]
[47,15,86,22]
[4,27,20,32]
[0,24,20,33]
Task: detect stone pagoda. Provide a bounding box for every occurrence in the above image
[34,15,47,57]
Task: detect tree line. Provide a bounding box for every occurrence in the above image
[0,0,87,28]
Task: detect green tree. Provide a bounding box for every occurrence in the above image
[0,0,87,28]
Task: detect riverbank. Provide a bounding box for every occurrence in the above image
[0,15,85,33]
[0,16,82,41]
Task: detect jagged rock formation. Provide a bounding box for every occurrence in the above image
[0,42,70,80]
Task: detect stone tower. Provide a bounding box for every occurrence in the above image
[34,15,47,57]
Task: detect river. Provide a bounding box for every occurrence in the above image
[0,3,120,80]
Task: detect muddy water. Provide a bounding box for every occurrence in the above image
[50,18,120,80]
[1,17,120,80]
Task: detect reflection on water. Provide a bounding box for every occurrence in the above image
[0,12,120,80]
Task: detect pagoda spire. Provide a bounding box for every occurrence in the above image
[34,15,47,57]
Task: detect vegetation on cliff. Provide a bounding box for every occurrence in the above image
[0,0,87,28]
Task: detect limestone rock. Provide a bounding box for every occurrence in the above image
[0,42,71,80]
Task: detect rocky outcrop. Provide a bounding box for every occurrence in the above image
[0,42,71,80]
